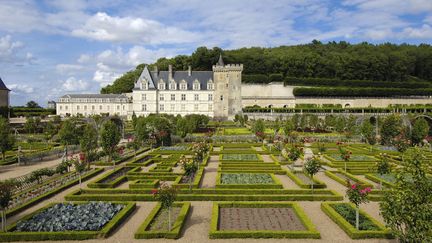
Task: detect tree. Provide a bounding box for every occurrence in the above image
[180,156,197,192]
[303,156,321,192]
[380,114,402,145]
[58,119,79,155]
[346,182,371,230]
[0,118,15,162]
[79,124,98,169]
[26,100,40,108]
[44,121,58,143]
[176,117,190,138]
[361,120,376,145]
[0,179,19,232]
[73,155,86,189]
[337,141,352,172]
[100,120,121,166]
[24,116,36,134]
[411,117,429,145]
[252,119,265,134]
[380,148,432,242]
[376,153,391,190]
[152,183,178,231]
[126,139,140,158]
[283,119,295,142]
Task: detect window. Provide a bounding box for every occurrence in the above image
[170,82,176,90]
[208,104,213,111]
[171,94,175,101]
[181,94,186,101]
[123,105,125,110]
[170,104,175,111]
[159,104,164,111]
[180,83,187,90]
[208,94,213,101]
[142,94,146,100]
[220,95,223,101]
[159,83,165,90]
[99,105,102,110]
[207,83,213,90]
[77,105,80,110]
[193,82,200,90]
[117,105,120,110]
[226,84,228,88]
[59,106,62,110]
[194,94,199,101]
[142,82,147,90]
[194,104,199,111]
[159,94,164,101]
[107,106,110,110]
[181,104,185,111]
[142,104,147,111]
[92,105,95,110]
[84,105,87,111]
[65,106,68,110]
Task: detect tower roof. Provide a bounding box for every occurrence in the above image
[0,77,10,91]
[217,54,224,66]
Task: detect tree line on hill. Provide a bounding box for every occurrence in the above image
[101,41,432,94]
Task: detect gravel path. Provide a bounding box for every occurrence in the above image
[199,155,219,188]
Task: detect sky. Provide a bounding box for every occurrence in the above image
[1,0,432,106]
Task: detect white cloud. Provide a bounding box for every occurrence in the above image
[401,24,432,39]
[61,77,90,91]
[93,69,120,87]
[8,84,34,94]
[0,35,34,64]
[71,12,199,44]
[56,64,85,74]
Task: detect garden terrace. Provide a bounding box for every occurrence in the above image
[325,170,374,188]
[0,202,136,242]
[209,202,320,239]
[286,170,327,189]
[135,202,190,239]
[321,202,393,239]
[216,173,283,189]
[6,168,103,218]
[88,166,140,188]
[219,154,262,162]
[92,147,150,166]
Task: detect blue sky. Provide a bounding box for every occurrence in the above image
[1,0,431,106]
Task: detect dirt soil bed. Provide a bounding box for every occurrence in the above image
[296,172,313,184]
[218,207,306,231]
[149,207,182,231]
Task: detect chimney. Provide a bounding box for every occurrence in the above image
[188,66,192,76]
[168,65,173,81]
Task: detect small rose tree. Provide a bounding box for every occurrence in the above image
[191,141,209,170]
[0,179,19,232]
[73,154,87,189]
[287,144,303,162]
[376,153,391,190]
[152,183,178,231]
[304,156,321,192]
[180,156,198,192]
[346,182,371,230]
[337,142,352,172]
[127,138,140,158]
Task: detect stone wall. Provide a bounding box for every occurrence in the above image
[0,90,9,107]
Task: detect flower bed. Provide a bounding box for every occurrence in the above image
[209,202,320,239]
[325,154,378,162]
[134,202,190,239]
[88,167,140,188]
[129,179,160,189]
[325,170,373,188]
[286,170,326,189]
[216,173,283,189]
[220,154,261,161]
[159,146,189,151]
[321,202,393,239]
[0,202,136,241]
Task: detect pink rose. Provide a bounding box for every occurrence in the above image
[351,184,356,189]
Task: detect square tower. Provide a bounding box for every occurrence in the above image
[212,55,243,119]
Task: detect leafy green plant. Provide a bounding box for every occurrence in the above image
[0,180,19,232]
[346,182,371,230]
[304,156,321,192]
[221,173,274,184]
[180,156,197,192]
[376,153,391,190]
[152,183,178,231]
[331,204,379,231]
[337,141,351,172]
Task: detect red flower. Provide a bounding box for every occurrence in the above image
[351,184,357,189]
[151,189,158,195]
[79,153,85,161]
[365,187,371,193]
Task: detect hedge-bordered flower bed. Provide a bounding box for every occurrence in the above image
[0,202,136,241]
[321,202,393,239]
[325,170,373,188]
[128,179,160,189]
[87,166,140,188]
[215,173,283,189]
[209,202,320,239]
[286,170,326,189]
[134,202,190,239]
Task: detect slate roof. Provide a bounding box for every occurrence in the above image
[60,94,128,99]
[135,66,213,90]
[0,77,10,91]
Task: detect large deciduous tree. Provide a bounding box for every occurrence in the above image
[58,119,79,155]
[79,124,98,168]
[100,120,121,165]
[411,117,429,145]
[380,114,402,145]
[0,118,15,162]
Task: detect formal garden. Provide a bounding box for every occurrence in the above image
[0,113,431,242]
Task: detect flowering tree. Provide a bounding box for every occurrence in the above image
[392,134,411,152]
[346,182,371,230]
[180,156,198,192]
[127,138,140,158]
[376,153,391,190]
[286,145,303,162]
[303,156,321,192]
[73,155,87,189]
[0,179,19,232]
[152,183,178,231]
[337,142,352,172]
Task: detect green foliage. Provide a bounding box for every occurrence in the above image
[26,100,41,108]
[376,153,391,176]
[135,115,173,146]
[80,124,98,165]
[380,148,432,242]
[152,183,177,210]
[304,156,321,178]
[361,120,376,145]
[242,74,268,83]
[332,204,379,231]
[0,180,18,209]
[380,114,403,145]
[411,117,429,144]
[294,87,432,97]
[220,173,274,184]
[27,168,55,184]
[251,119,265,134]
[58,119,80,146]
[0,118,15,161]
[101,64,145,94]
[100,121,121,163]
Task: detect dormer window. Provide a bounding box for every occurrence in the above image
[158,81,165,90]
[180,81,187,90]
[169,81,176,90]
[193,80,200,90]
[142,81,147,90]
[207,81,214,90]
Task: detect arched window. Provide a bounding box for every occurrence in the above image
[193,80,200,90]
